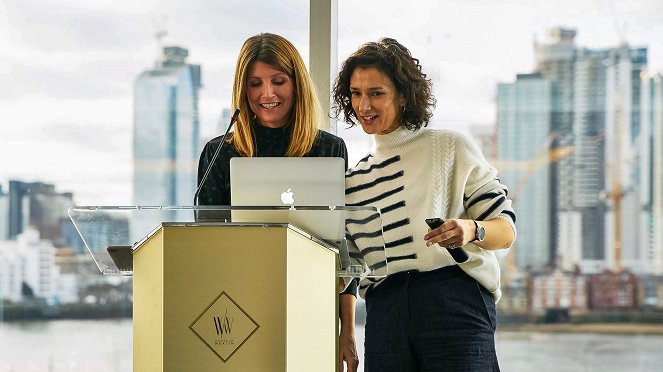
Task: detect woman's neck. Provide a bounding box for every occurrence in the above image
[372,125,424,156]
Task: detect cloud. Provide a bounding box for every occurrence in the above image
[0,62,133,101]
[167,0,309,45]
[2,0,154,53]
[0,120,131,161]
[39,121,132,153]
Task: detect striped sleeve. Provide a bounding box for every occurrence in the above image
[344,209,390,276]
[456,133,516,226]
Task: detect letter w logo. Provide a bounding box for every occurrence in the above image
[214,310,233,336]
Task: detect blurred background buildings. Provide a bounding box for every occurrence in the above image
[0,25,662,321]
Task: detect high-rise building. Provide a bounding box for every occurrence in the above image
[532,28,649,273]
[0,228,59,302]
[8,180,36,239]
[569,48,610,269]
[7,180,74,244]
[534,29,606,272]
[0,185,8,240]
[0,244,22,302]
[602,46,648,273]
[497,73,556,270]
[643,73,663,274]
[133,46,202,207]
[534,29,576,254]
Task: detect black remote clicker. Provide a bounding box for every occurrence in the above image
[425,218,469,263]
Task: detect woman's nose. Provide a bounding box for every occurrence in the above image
[358,95,370,112]
[262,83,275,98]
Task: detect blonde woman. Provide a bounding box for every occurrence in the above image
[197,33,358,372]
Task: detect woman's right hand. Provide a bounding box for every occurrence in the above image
[424,218,474,248]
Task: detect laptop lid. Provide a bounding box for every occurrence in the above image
[229,157,346,241]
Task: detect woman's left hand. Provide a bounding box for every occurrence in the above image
[423,219,475,248]
[339,330,359,372]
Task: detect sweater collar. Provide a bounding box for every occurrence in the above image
[372,125,425,157]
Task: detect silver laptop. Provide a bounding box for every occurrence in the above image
[229,157,346,241]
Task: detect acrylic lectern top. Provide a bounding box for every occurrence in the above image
[68,205,388,279]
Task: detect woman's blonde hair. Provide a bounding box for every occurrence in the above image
[230,33,321,157]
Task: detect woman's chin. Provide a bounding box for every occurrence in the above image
[359,123,377,135]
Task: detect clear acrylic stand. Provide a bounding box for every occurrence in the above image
[68,205,387,279]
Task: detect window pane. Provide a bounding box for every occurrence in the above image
[0,0,309,370]
[336,1,663,371]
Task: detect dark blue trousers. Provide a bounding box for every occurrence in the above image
[364,265,500,372]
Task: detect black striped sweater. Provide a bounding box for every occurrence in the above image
[345,126,516,301]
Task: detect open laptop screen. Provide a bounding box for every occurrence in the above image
[229,157,346,241]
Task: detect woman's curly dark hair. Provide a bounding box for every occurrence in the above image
[332,38,436,131]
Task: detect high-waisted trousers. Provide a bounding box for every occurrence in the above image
[364,265,500,372]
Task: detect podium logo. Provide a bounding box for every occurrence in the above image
[214,311,232,336]
[190,291,259,362]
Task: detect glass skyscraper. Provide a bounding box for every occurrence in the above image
[497,73,556,271]
[133,46,201,207]
[643,73,663,274]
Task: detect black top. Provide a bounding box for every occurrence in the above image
[196,123,349,206]
[195,123,356,296]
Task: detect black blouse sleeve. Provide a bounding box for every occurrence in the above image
[337,138,349,171]
[196,137,232,206]
[309,130,349,170]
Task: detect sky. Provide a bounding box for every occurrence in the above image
[1,0,662,205]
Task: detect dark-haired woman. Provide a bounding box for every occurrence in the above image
[333,38,516,371]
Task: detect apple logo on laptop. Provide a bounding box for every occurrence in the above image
[280,188,295,205]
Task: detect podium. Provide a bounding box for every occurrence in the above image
[69,206,387,371]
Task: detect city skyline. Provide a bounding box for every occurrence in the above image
[1,0,662,205]
[2,4,663,368]
[495,34,660,274]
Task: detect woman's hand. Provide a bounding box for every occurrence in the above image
[339,293,359,372]
[339,329,359,372]
[423,218,475,248]
[424,218,515,250]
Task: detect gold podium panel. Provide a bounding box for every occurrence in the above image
[133,225,337,372]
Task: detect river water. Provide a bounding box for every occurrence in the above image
[2,320,663,371]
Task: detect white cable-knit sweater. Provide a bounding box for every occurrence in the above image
[345,126,516,302]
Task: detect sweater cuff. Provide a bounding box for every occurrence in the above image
[339,277,358,297]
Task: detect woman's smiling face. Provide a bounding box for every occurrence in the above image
[349,66,404,135]
[246,61,294,128]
